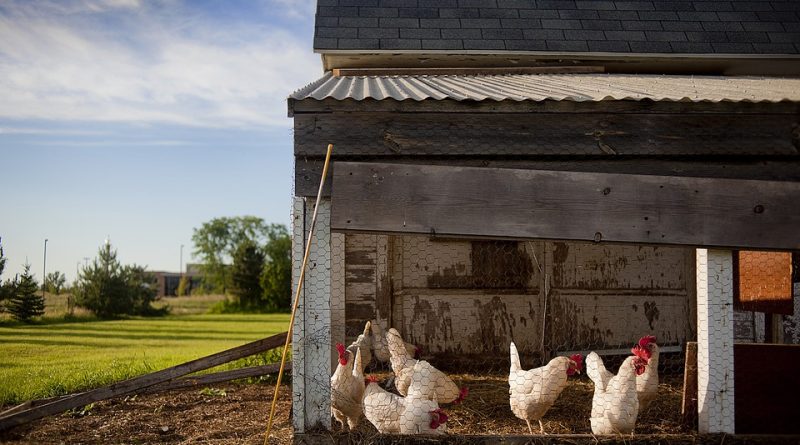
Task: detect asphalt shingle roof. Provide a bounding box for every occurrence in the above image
[314,0,800,54]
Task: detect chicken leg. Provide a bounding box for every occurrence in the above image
[525,419,533,434]
[539,419,547,435]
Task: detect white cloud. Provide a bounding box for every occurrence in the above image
[0,1,321,129]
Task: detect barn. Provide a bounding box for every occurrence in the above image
[286,0,800,441]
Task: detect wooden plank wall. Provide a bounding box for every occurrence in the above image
[295,113,799,157]
[344,233,695,361]
[332,161,800,251]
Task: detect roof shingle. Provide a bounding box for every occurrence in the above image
[314,0,800,53]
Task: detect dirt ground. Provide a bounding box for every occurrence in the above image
[1,383,293,445]
[1,373,687,444]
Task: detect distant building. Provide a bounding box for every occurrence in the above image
[151,264,201,297]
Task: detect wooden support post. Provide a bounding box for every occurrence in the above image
[291,196,333,432]
[696,249,735,434]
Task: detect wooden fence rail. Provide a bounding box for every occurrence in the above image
[0,331,288,432]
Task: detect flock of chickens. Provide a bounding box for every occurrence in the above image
[331,320,659,436]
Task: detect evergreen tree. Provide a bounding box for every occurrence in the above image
[230,240,265,310]
[0,237,8,310]
[7,263,45,322]
[74,242,160,317]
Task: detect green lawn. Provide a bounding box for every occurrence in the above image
[0,313,290,406]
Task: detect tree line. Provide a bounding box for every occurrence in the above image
[0,216,291,322]
[192,216,291,312]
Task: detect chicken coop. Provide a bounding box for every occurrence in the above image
[287,1,800,442]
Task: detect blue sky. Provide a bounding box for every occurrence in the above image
[0,0,321,282]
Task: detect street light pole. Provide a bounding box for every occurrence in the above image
[180,244,184,278]
[42,239,48,299]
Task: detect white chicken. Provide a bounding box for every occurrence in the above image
[370,320,418,363]
[633,335,659,411]
[586,335,660,413]
[346,321,373,373]
[508,342,583,434]
[386,328,467,404]
[587,352,649,435]
[362,376,403,434]
[362,366,449,435]
[330,343,365,431]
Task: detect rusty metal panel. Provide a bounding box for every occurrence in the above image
[735,251,794,315]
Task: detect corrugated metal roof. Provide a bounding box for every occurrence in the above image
[290,73,800,103]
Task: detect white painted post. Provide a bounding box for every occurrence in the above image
[292,197,333,432]
[696,249,735,434]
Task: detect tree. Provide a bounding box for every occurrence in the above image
[192,216,280,293]
[0,237,9,311]
[260,226,292,311]
[73,242,161,318]
[230,240,266,310]
[45,271,66,295]
[7,263,45,322]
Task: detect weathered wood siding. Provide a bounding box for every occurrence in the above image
[344,233,696,359]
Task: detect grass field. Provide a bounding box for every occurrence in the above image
[0,297,290,406]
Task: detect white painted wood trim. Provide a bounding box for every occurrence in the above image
[292,197,333,432]
[696,249,736,434]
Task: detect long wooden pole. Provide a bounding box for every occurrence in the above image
[264,143,333,444]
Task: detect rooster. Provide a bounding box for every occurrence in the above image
[587,352,649,435]
[362,371,449,435]
[508,342,583,434]
[633,335,659,411]
[346,321,373,373]
[370,320,419,363]
[330,343,364,431]
[386,328,467,404]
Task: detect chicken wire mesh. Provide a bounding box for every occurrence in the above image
[312,232,705,438]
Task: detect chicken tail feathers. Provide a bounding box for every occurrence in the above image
[386,328,410,361]
[586,351,609,391]
[509,342,522,373]
[352,347,363,378]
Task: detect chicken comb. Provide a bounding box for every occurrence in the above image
[639,335,657,347]
[632,344,651,361]
[570,354,584,370]
[366,375,378,384]
[336,343,346,356]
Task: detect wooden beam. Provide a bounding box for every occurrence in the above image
[289,96,800,116]
[0,332,287,431]
[142,363,290,394]
[295,157,800,197]
[331,66,604,76]
[295,113,800,157]
[681,341,698,430]
[331,162,800,250]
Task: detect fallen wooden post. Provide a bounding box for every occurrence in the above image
[0,331,288,431]
[143,363,292,395]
